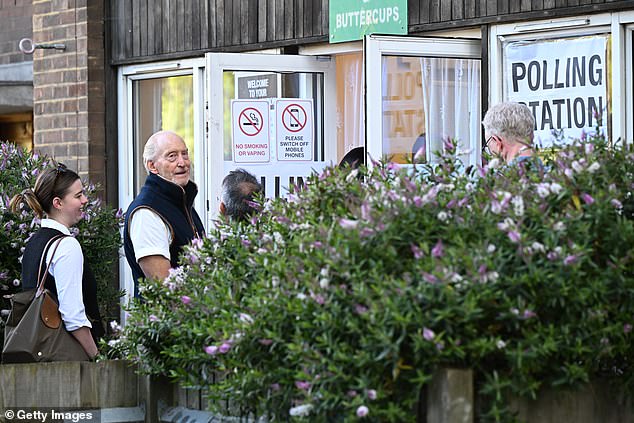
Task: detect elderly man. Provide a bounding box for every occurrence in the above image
[219,169,262,222]
[123,130,205,296]
[482,102,537,165]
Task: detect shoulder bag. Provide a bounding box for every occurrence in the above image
[2,235,90,363]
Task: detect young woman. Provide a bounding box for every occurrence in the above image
[10,163,103,359]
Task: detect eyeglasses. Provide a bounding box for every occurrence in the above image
[482,136,496,156]
[54,162,67,185]
[55,163,67,175]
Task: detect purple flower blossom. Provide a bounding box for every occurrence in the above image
[413,196,423,207]
[563,255,578,266]
[347,390,358,398]
[431,240,444,258]
[366,389,377,400]
[241,239,251,247]
[522,310,537,319]
[410,244,424,259]
[180,295,192,305]
[422,272,438,284]
[149,314,159,322]
[547,251,559,261]
[580,193,595,205]
[204,345,218,355]
[354,304,368,314]
[339,218,359,230]
[270,383,280,391]
[356,405,369,418]
[507,231,521,243]
[259,339,273,346]
[423,327,435,341]
[295,381,311,390]
[611,199,623,209]
[624,324,632,334]
[275,215,291,225]
[219,342,232,354]
[359,228,375,238]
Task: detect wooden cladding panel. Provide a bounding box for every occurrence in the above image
[110,0,634,62]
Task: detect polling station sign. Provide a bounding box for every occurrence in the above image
[504,35,608,146]
[276,99,314,161]
[329,0,407,43]
[231,100,270,163]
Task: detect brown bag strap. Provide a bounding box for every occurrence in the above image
[35,234,68,297]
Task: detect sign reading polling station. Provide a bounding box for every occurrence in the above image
[504,35,609,146]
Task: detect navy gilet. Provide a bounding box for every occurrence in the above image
[21,227,105,341]
[123,173,204,297]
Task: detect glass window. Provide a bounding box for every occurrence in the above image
[381,56,481,163]
[132,75,194,195]
[221,70,325,197]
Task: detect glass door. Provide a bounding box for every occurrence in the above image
[365,35,481,167]
[206,53,336,218]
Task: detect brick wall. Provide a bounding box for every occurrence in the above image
[32,0,106,189]
[0,0,32,66]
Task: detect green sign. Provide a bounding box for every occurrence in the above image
[329,0,407,44]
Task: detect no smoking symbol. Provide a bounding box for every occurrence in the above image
[239,108,264,136]
[282,104,307,133]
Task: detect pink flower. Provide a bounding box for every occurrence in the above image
[423,327,435,341]
[354,304,368,314]
[356,405,369,418]
[563,255,578,266]
[522,310,537,319]
[410,244,424,259]
[219,342,232,354]
[431,240,444,258]
[295,381,311,390]
[180,295,192,305]
[347,390,358,398]
[204,345,218,355]
[270,383,280,391]
[507,231,521,243]
[611,199,623,209]
[339,218,359,230]
[580,193,595,205]
[624,324,633,334]
[149,314,159,322]
[259,339,273,346]
[366,389,377,400]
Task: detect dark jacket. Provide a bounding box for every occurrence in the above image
[21,227,105,341]
[123,173,204,297]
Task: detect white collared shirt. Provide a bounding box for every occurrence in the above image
[129,208,172,261]
[42,219,91,332]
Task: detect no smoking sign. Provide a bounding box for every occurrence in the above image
[231,100,270,163]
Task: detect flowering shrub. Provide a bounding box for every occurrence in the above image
[117,133,634,422]
[0,141,123,341]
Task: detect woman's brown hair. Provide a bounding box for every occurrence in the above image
[9,163,80,218]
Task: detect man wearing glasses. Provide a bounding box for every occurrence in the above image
[482,102,537,165]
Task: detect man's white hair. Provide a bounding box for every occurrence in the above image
[482,102,535,143]
[142,130,180,174]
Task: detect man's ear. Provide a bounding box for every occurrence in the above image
[219,202,226,216]
[146,160,158,174]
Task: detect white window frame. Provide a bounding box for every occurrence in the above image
[116,58,206,312]
[489,12,633,144]
[364,35,482,167]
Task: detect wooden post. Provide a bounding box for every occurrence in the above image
[426,368,474,423]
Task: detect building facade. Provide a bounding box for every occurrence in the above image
[2,0,634,298]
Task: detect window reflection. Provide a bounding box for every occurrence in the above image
[382,56,480,163]
[132,75,194,195]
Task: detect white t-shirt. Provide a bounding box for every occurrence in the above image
[129,208,172,262]
[41,219,91,332]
